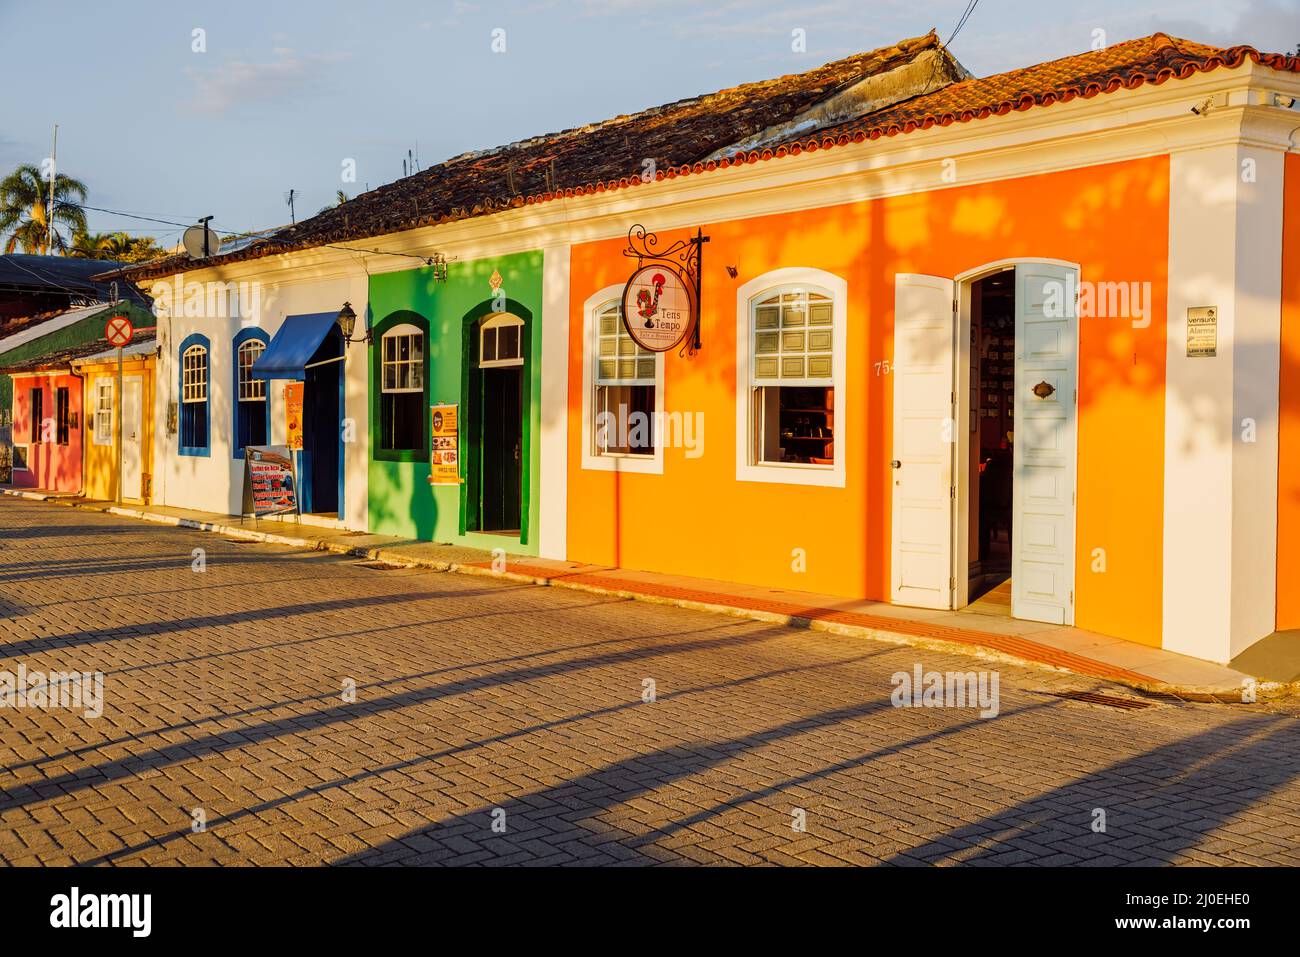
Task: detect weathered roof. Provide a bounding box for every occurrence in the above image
[116,32,1300,284]
[0,254,128,293]
[115,32,958,281]
[809,33,1300,142]
[0,327,157,375]
[0,302,127,356]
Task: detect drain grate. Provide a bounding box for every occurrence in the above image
[1045,690,1154,711]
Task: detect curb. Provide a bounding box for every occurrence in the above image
[4,488,1288,702]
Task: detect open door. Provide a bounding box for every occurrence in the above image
[891,273,956,609]
[1011,264,1078,624]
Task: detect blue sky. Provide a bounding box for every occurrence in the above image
[1,0,1296,248]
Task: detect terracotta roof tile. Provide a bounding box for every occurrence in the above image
[118,32,949,280]
[0,327,157,375]
[117,33,1300,282]
[799,33,1300,146]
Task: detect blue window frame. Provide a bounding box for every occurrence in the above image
[178,333,210,456]
[232,328,270,458]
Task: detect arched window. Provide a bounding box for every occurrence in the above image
[178,334,210,456]
[233,329,269,457]
[736,270,847,487]
[479,313,525,368]
[379,322,425,452]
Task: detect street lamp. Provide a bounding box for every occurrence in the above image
[337,301,368,344]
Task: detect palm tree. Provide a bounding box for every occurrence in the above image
[0,163,88,254]
[68,229,113,258]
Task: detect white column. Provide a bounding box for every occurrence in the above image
[1163,143,1283,662]
[538,243,571,559]
[343,275,370,532]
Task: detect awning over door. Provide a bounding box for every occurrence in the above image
[251,312,338,381]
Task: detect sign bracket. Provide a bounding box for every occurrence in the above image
[622,224,709,356]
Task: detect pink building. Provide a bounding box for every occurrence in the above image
[8,369,83,494]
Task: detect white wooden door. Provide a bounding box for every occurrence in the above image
[891,274,956,609]
[122,376,143,501]
[1012,264,1078,624]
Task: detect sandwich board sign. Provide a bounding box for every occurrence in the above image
[241,445,299,517]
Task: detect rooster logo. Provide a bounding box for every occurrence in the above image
[636,273,667,327]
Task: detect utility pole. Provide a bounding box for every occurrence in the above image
[47,124,58,254]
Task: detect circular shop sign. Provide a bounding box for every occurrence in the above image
[621,265,693,352]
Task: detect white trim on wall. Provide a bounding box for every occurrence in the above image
[735,267,847,488]
[538,243,571,560]
[580,283,665,475]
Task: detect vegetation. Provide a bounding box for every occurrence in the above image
[0,163,88,254]
[68,229,168,263]
[1,163,169,262]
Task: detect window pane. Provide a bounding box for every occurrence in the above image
[595,384,655,456]
[482,327,497,362]
[499,324,519,359]
[757,385,833,465]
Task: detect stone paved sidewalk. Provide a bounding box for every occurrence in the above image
[2,496,1299,866]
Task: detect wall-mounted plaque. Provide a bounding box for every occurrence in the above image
[1186,306,1218,357]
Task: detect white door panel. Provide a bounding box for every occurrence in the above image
[122,376,143,501]
[1012,265,1078,625]
[891,273,956,609]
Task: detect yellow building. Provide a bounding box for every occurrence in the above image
[73,335,156,504]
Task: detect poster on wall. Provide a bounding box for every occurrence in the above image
[429,403,462,485]
[285,382,304,450]
[241,445,299,517]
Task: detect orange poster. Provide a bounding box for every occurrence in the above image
[429,403,461,485]
[285,382,304,451]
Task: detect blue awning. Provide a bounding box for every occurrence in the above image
[251,312,338,382]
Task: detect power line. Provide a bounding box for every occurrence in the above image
[922,0,981,95]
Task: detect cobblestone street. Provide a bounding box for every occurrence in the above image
[1,497,1298,866]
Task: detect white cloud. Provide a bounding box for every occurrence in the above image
[184,49,351,114]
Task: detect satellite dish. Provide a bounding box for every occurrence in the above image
[182,223,223,259]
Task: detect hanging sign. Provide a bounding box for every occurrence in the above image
[621,266,694,353]
[620,224,708,355]
[1186,306,1218,357]
[241,445,298,517]
[284,382,304,450]
[429,403,462,485]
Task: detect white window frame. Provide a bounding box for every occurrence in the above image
[735,267,847,488]
[581,285,664,474]
[182,345,208,403]
[479,313,525,369]
[237,339,267,402]
[92,378,114,446]
[381,323,424,394]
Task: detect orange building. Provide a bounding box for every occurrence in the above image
[553,34,1300,667]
